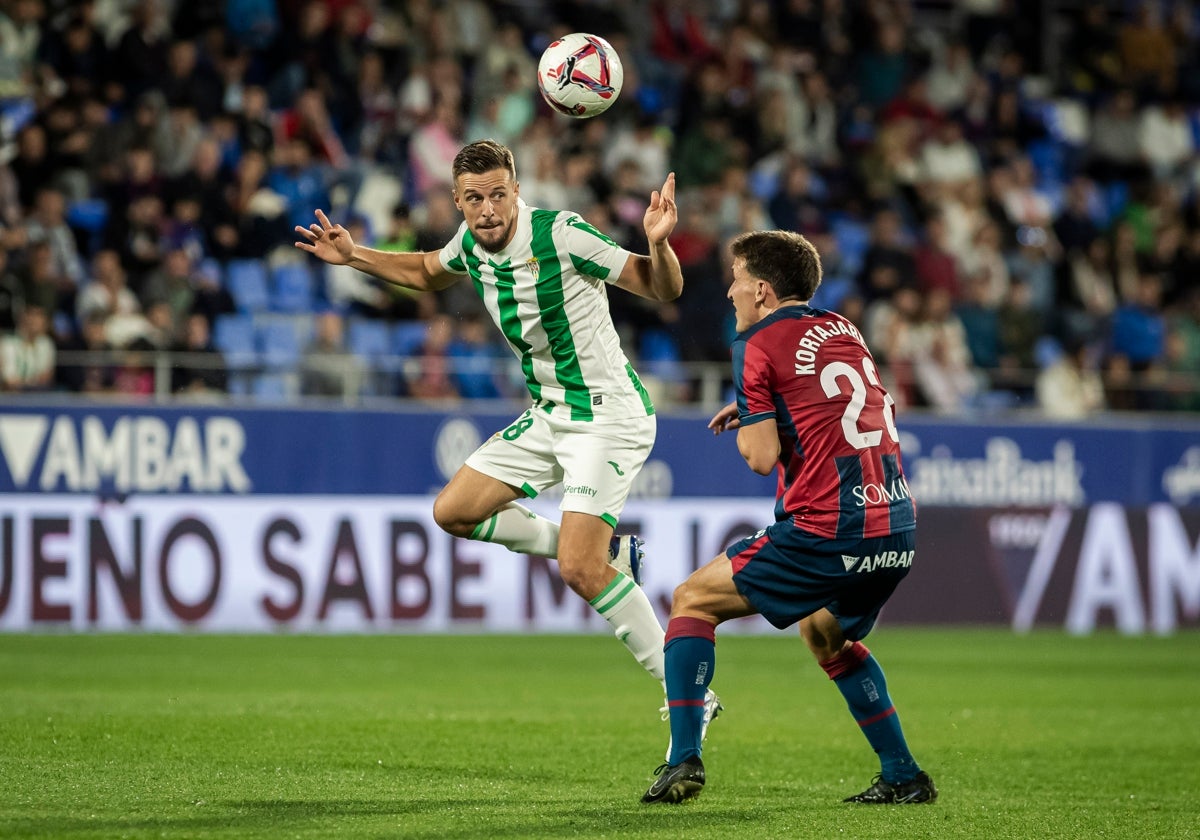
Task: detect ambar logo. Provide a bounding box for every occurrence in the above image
[0,414,251,493]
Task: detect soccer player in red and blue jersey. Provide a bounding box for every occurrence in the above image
[640,230,937,806]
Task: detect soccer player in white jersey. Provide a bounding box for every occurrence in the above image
[295,139,721,732]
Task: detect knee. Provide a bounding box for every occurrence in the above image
[557,552,608,599]
[670,580,699,615]
[431,494,474,538]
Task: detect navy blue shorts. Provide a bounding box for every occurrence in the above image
[727,521,916,638]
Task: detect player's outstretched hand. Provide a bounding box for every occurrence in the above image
[643,172,678,245]
[294,209,355,265]
[708,401,740,435]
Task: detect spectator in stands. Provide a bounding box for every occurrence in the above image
[857,208,916,305]
[673,113,736,189]
[1111,272,1168,372]
[914,211,960,301]
[919,118,981,189]
[159,101,205,180]
[110,336,157,396]
[187,258,235,326]
[1,304,55,391]
[409,99,464,201]
[955,272,1003,372]
[76,248,139,327]
[56,310,115,394]
[24,186,84,289]
[1110,220,1142,303]
[1088,89,1147,185]
[1118,0,1178,96]
[1001,157,1055,230]
[0,247,19,331]
[1164,292,1200,411]
[1006,225,1058,313]
[447,313,508,400]
[1065,236,1120,341]
[959,219,1011,308]
[925,39,974,113]
[9,123,54,211]
[0,0,42,98]
[767,160,826,236]
[300,310,362,398]
[1054,176,1102,254]
[604,111,671,194]
[1036,338,1106,419]
[161,38,222,119]
[910,287,980,413]
[269,136,333,234]
[278,87,349,170]
[406,313,458,401]
[112,0,171,101]
[107,192,165,292]
[16,239,63,317]
[237,85,274,156]
[1138,97,1194,190]
[325,214,393,318]
[856,20,910,109]
[171,312,227,396]
[1063,2,1123,97]
[996,279,1044,400]
[797,71,841,170]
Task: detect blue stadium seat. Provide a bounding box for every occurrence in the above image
[831,218,870,275]
[809,275,855,311]
[1103,181,1130,224]
[257,318,303,369]
[1027,139,1065,187]
[639,328,684,384]
[226,260,270,313]
[347,318,391,360]
[271,263,316,313]
[251,372,293,402]
[66,198,109,232]
[212,314,258,369]
[392,321,429,357]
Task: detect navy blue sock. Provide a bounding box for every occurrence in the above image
[822,641,920,784]
[663,616,716,765]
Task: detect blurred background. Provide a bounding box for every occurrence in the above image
[0,0,1197,635]
[0,0,1197,413]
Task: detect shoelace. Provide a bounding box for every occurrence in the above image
[652,762,670,777]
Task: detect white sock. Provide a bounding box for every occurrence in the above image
[590,572,666,681]
[470,502,559,556]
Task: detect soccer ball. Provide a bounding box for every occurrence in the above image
[537,33,624,118]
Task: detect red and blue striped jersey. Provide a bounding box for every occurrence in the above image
[732,305,916,539]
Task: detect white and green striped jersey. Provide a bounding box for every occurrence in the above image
[438,204,655,422]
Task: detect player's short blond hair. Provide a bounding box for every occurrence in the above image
[453,140,517,182]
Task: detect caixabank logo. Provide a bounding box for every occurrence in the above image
[0,413,251,494]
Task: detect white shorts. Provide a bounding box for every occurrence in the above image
[465,407,656,528]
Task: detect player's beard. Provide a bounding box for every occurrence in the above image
[472,216,515,251]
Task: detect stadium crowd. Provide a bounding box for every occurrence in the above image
[0,0,1198,415]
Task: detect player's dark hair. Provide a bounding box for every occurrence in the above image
[729,230,823,302]
[452,139,517,182]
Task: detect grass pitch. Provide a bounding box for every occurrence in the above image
[1,630,1196,839]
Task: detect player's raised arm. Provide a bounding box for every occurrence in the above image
[614,172,684,302]
[294,209,458,293]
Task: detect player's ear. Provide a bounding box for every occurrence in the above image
[451,189,461,211]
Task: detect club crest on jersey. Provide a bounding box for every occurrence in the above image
[525,257,540,281]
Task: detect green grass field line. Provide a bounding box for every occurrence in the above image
[1,630,1197,839]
